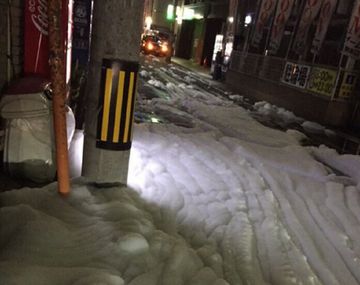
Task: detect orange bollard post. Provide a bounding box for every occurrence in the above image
[48,0,70,195]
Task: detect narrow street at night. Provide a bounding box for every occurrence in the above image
[2,56,360,285]
[2,0,360,284]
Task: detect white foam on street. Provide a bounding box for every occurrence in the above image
[1,57,360,285]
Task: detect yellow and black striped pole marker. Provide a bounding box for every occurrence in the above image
[96,59,139,150]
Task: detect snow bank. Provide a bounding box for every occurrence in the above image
[309,145,360,184]
[302,121,326,134]
[147,79,166,90]
[253,101,301,123]
[139,70,149,78]
[3,57,360,285]
[286,129,308,143]
[0,181,228,285]
[228,94,243,102]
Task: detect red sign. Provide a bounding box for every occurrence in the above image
[311,0,337,54]
[293,0,322,54]
[269,0,295,53]
[252,0,278,47]
[24,0,69,77]
[344,0,360,58]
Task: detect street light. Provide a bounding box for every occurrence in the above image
[245,15,252,27]
[145,16,152,30]
[176,6,183,24]
[167,4,175,20]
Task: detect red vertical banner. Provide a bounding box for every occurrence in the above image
[269,0,295,54]
[343,0,360,59]
[311,0,337,54]
[24,0,69,78]
[292,0,322,54]
[252,0,278,48]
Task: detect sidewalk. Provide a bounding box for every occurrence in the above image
[170,56,360,155]
[170,57,228,91]
[171,57,212,79]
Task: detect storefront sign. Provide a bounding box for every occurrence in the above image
[343,0,360,58]
[307,67,337,96]
[24,0,50,76]
[293,0,322,54]
[252,0,278,47]
[212,34,223,61]
[24,0,69,77]
[269,0,295,54]
[339,72,357,97]
[282,62,311,88]
[72,0,92,66]
[311,0,337,54]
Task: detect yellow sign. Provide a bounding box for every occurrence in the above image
[307,67,337,96]
[339,72,357,97]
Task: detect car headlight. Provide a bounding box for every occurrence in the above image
[147,42,154,50]
[161,45,168,52]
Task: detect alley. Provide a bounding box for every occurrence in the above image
[2,55,360,285]
[131,56,360,285]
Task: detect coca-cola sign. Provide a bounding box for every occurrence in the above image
[28,0,49,36]
[24,0,68,77]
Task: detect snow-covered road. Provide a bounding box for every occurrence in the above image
[1,56,360,285]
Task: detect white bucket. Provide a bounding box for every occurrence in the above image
[0,93,75,183]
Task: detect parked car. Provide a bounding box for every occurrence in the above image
[140,30,173,61]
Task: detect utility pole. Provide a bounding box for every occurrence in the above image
[82,1,144,184]
[48,0,70,195]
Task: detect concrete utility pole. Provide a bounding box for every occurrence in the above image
[82,0,144,183]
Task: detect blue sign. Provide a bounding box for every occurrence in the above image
[72,0,92,66]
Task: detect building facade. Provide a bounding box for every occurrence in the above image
[175,0,229,67]
[227,0,360,129]
[0,0,23,92]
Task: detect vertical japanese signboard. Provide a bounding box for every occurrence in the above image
[307,67,337,96]
[293,0,322,54]
[343,0,360,59]
[252,0,278,47]
[24,0,69,77]
[212,35,224,61]
[72,0,92,66]
[339,72,357,97]
[269,0,295,54]
[282,62,311,88]
[311,0,337,54]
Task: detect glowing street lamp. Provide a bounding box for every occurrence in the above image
[145,16,152,30]
[245,15,252,26]
[176,6,183,24]
[183,7,194,20]
[167,4,175,20]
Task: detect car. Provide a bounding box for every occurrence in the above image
[140,31,173,60]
